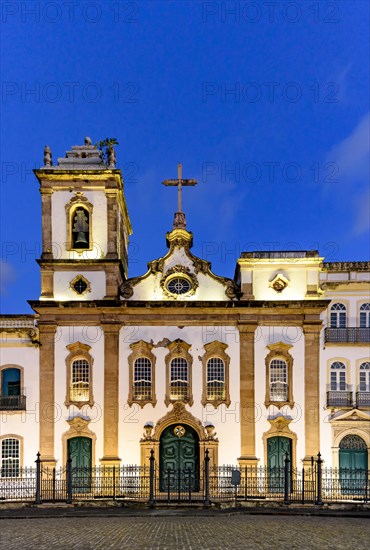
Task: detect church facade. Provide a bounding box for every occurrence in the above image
[0,139,369,483]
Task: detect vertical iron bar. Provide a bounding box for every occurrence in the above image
[301,467,305,504]
[113,466,116,500]
[284,452,290,505]
[244,466,248,500]
[35,452,41,504]
[167,468,171,504]
[188,468,191,503]
[204,449,210,506]
[66,455,72,504]
[52,468,56,503]
[149,449,155,506]
[316,452,323,505]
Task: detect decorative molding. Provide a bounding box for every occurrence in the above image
[165,340,193,406]
[264,342,294,409]
[263,415,297,468]
[323,261,370,272]
[127,340,157,408]
[201,341,231,408]
[160,265,198,299]
[269,273,289,293]
[69,274,91,296]
[65,341,94,408]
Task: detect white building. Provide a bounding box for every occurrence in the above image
[0,139,369,488]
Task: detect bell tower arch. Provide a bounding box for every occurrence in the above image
[34,138,132,300]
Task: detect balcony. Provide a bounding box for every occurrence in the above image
[326,391,352,408]
[0,395,26,411]
[324,328,370,344]
[356,391,370,408]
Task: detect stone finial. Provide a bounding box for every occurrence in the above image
[44,145,52,167]
[107,146,116,168]
[84,136,92,145]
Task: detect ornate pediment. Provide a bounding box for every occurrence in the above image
[330,408,370,423]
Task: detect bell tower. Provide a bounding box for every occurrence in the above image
[34,137,132,301]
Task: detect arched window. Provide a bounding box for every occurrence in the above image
[1,368,20,396]
[339,434,367,451]
[360,303,370,328]
[206,358,226,401]
[330,361,346,391]
[359,362,370,392]
[1,438,20,478]
[269,359,288,402]
[170,358,189,401]
[72,207,90,249]
[133,358,152,401]
[65,342,94,408]
[70,359,90,402]
[330,303,347,328]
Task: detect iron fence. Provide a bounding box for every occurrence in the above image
[0,452,368,505]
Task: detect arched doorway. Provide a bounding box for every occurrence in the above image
[267,436,292,493]
[339,435,368,496]
[159,424,199,492]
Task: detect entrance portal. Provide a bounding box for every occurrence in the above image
[159,424,199,492]
[67,436,92,493]
[267,436,292,492]
[339,435,368,495]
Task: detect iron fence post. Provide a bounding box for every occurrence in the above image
[66,454,72,504]
[204,449,210,506]
[149,449,155,507]
[35,452,41,504]
[316,452,323,505]
[301,466,305,504]
[284,452,290,505]
[244,466,248,500]
[113,466,116,500]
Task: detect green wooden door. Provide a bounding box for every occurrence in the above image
[159,424,199,492]
[67,437,92,493]
[267,436,292,492]
[339,435,368,495]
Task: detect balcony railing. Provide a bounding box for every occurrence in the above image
[356,391,370,408]
[324,328,370,343]
[0,395,26,411]
[326,391,352,407]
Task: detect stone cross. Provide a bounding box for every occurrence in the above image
[162,164,197,214]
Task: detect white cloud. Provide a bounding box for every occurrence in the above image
[0,261,17,296]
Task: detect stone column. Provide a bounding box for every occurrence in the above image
[40,189,53,259]
[238,323,259,467]
[302,322,322,465]
[101,323,121,466]
[39,324,57,467]
[106,191,118,259]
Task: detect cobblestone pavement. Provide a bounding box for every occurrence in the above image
[0,515,368,550]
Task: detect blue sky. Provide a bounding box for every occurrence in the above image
[1,0,369,313]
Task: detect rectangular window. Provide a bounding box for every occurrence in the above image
[71,359,90,402]
[206,358,225,401]
[270,359,288,402]
[170,358,188,401]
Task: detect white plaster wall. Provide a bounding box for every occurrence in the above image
[118,326,240,465]
[254,326,306,466]
[53,327,105,466]
[53,271,106,301]
[0,344,40,465]
[51,190,108,260]
[251,267,314,301]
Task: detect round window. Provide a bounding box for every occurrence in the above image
[166,277,192,295]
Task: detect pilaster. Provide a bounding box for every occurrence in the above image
[238,322,259,466]
[101,322,121,465]
[39,323,57,467]
[40,189,53,259]
[302,322,322,464]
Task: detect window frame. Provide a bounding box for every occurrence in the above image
[330,361,347,391]
[65,342,94,408]
[264,342,294,408]
[359,303,370,328]
[0,435,23,478]
[359,361,370,392]
[201,341,230,407]
[330,303,347,328]
[165,339,193,406]
[128,340,157,407]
